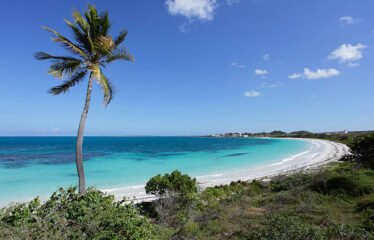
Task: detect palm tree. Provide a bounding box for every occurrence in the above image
[35,4,133,194]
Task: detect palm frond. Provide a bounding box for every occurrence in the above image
[47,59,83,79]
[34,52,80,62]
[43,26,88,58]
[85,4,99,42]
[114,30,128,46]
[72,8,95,54]
[64,19,92,54]
[98,11,111,36]
[48,70,87,95]
[72,8,89,30]
[104,48,134,63]
[98,72,114,105]
[94,35,115,57]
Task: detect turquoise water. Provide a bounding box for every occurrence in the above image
[0,137,309,204]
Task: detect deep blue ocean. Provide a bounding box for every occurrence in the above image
[0,137,309,204]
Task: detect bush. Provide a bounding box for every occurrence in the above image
[145,171,198,227]
[325,224,373,239]
[356,194,374,231]
[274,192,299,205]
[270,173,310,193]
[308,167,374,197]
[349,133,374,169]
[248,214,324,240]
[145,170,197,197]
[0,187,153,240]
[326,175,361,195]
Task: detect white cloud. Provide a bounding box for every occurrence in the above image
[255,69,268,75]
[288,73,302,79]
[179,22,189,32]
[244,90,261,97]
[289,68,340,80]
[339,16,359,25]
[347,62,359,68]
[260,82,282,88]
[304,68,340,79]
[51,128,60,133]
[328,43,366,65]
[231,62,245,68]
[166,0,217,21]
[227,0,240,6]
[262,54,270,60]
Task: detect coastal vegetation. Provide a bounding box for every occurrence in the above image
[209,130,372,145]
[1,133,374,239]
[35,5,133,194]
[0,187,153,239]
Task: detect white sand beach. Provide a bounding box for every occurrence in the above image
[106,138,350,202]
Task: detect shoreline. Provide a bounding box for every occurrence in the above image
[106,138,349,202]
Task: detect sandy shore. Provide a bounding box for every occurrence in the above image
[107,138,349,202]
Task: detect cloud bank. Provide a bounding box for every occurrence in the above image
[289,68,340,80]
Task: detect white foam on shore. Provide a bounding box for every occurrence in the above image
[107,138,349,202]
[270,151,310,166]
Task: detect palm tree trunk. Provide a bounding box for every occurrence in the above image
[76,73,93,194]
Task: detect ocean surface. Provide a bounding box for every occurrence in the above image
[0,137,310,205]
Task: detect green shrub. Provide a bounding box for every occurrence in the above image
[250,179,268,193]
[145,171,198,228]
[349,133,374,169]
[356,194,374,231]
[204,186,225,198]
[308,167,374,197]
[145,170,197,197]
[356,194,374,212]
[327,175,361,195]
[181,221,200,236]
[0,187,153,240]
[270,173,310,193]
[274,192,299,205]
[248,214,324,240]
[325,224,373,239]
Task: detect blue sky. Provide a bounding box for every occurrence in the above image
[0,0,373,136]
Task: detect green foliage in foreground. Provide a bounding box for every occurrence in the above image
[147,163,374,239]
[1,167,373,240]
[145,170,197,197]
[0,187,153,240]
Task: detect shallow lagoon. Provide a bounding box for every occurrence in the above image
[0,137,309,204]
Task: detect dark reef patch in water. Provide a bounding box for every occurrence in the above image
[151,153,186,157]
[130,157,148,161]
[222,153,248,158]
[0,152,107,169]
